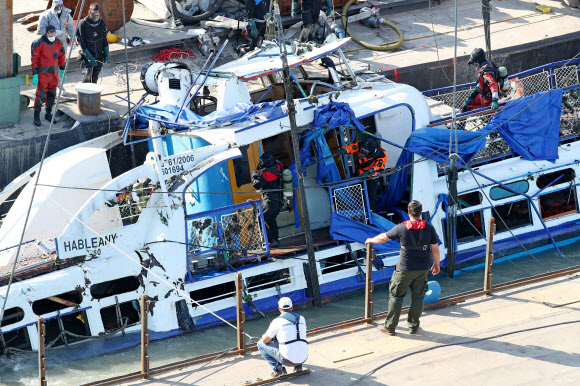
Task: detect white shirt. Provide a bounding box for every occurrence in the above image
[265,313,308,364]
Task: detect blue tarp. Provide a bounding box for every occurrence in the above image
[482,88,563,163]
[312,101,366,132]
[377,89,564,213]
[130,100,286,131]
[330,211,400,253]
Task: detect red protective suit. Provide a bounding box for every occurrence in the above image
[467,62,499,111]
[31,35,66,112]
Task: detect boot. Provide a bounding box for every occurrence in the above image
[33,110,41,126]
[45,111,53,122]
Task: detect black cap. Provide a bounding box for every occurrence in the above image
[468,48,486,65]
[258,152,276,169]
[45,24,57,33]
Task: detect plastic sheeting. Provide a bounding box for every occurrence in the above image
[330,211,400,254]
[129,100,286,131]
[312,101,366,132]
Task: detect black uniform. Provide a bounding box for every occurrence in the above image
[246,0,270,50]
[252,160,283,245]
[76,16,108,83]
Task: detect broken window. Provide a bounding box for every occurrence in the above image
[442,210,484,244]
[32,290,83,315]
[490,180,529,200]
[536,168,575,189]
[493,199,533,232]
[42,310,91,348]
[321,252,361,274]
[233,145,252,188]
[246,269,291,292]
[100,300,141,332]
[1,307,24,327]
[0,326,31,354]
[539,187,578,220]
[90,276,140,300]
[189,281,236,305]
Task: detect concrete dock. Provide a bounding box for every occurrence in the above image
[116,274,580,385]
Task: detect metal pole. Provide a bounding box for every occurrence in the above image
[484,217,496,295]
[0,0,13,78]
[120,0,136,168]
[235,273,245,354]
[140,294,149,379]
[38,317,47,386]
[275,2,322,307]
[365,244,374,323]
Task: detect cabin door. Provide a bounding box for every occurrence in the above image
[227,143,262,204]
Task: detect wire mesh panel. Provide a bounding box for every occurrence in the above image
[429,88,472,112]
[331,183,368,224]
[0,239,57,278]
[186,200,269,265]
[555,65,580,89]
[518,71,551,97]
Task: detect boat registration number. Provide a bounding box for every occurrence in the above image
[160,154,195,176]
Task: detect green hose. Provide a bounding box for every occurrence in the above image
[341,0,404,51]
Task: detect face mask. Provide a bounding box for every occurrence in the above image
[90,12,100,21]
[47,36,56,42]
[56,9,62,15]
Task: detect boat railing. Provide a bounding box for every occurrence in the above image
[185,200,269,281]
[328,180,371,225]
[423,57,580,113]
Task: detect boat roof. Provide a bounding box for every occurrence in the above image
[212,38,351,81]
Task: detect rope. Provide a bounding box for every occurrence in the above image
[152,48,197,62]
[0,0,88,327]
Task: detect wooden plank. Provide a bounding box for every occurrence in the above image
[47,296,77,307]
[126,130,153,137]
[242,369,311,385]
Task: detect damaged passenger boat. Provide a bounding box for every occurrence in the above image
[1,36,579,357]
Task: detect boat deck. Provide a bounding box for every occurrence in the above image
[269,228,343,257]
[118,274,580,386]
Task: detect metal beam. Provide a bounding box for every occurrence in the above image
[0,0,13,78]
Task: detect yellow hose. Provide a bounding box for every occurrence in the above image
[341,0,404,51]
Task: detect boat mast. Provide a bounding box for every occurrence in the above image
[446,0,460,278]
[274,1,322,306]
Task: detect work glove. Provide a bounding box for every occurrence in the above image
[248,19,258,39]
[360,170,372,179]
[490,98,499,110]
[32,74,38,86]
[291,1,298,19]
[338,147,347,156]
[60,69,66,83]
[325,0,333,16]
[84,48,97,66]
[103,46,109,64]
[461,103,470,113]
[252,170,259,179]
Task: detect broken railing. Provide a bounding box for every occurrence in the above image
[185,200,269,281]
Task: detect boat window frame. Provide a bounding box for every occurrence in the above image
[537,185,579,221]
[492,198,533,233]
[489,180,530,200]
[441,207,486,245]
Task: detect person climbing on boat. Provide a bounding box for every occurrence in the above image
[291,0,333,42]
[462,48,500,112]
[252,152,283,248]
[339,137,387,211]
[257,297,308,377]
[31,24,66,127]
[246,0,271,51]
[365,200,440,335]
[76,3,109,84]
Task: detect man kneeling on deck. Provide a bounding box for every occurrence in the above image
[365,200,441,335]
[257,297,308,377]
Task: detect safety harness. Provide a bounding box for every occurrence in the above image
[278,311,308,346]
[401,220,429,252]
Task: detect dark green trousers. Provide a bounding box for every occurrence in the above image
[385,269,429,331]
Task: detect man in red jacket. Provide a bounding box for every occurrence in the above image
[31,25,66,126]
[462,48,499,112]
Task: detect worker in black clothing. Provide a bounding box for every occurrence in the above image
[252,152,283,248]
[76,3,109,83]
[291,0,333,42]
[366,200,441,335]
[246,0,270,50]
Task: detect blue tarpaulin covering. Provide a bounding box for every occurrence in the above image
[377,89,564,213]
[129,101,286,131]
[312,101,366,132]
[330,211,400,254]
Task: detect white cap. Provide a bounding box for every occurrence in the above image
[278,297,293,310]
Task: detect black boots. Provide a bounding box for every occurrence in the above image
[33,110,41,126]
[45,111,53,122]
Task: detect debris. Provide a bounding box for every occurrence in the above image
[536,4,551,13]
[17,13,40,24]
